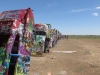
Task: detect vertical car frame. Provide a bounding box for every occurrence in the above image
[0,8,35,75]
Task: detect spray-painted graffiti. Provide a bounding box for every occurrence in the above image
[0,43,10,75]
[0,21,12,34]
[0,8,35,75]
[0,47,5,74]
[6,35,16,53]
[16,55,30,75]
[19,46,29,56]
[0,10,26,21]
[34,24,47,31]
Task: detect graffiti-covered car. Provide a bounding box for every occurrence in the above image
[31,23,51,55]
[0,8,35,75]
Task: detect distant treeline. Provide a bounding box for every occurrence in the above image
[67,35,100,36]
[64,35,100,39]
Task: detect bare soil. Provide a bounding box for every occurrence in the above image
[29,39,100,75]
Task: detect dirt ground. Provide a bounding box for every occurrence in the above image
[29,39,100,75]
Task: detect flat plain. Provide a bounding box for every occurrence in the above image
[29,36,100,75]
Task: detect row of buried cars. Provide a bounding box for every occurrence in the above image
[0,8,62,75]
[31,23,62,55]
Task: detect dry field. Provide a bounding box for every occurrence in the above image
[29,38,100,75]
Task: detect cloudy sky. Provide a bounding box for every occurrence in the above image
[0,0,100,35]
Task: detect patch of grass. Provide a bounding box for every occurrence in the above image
[68,35,100,39]
[31,53,44,57]
[74,67,84,72]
